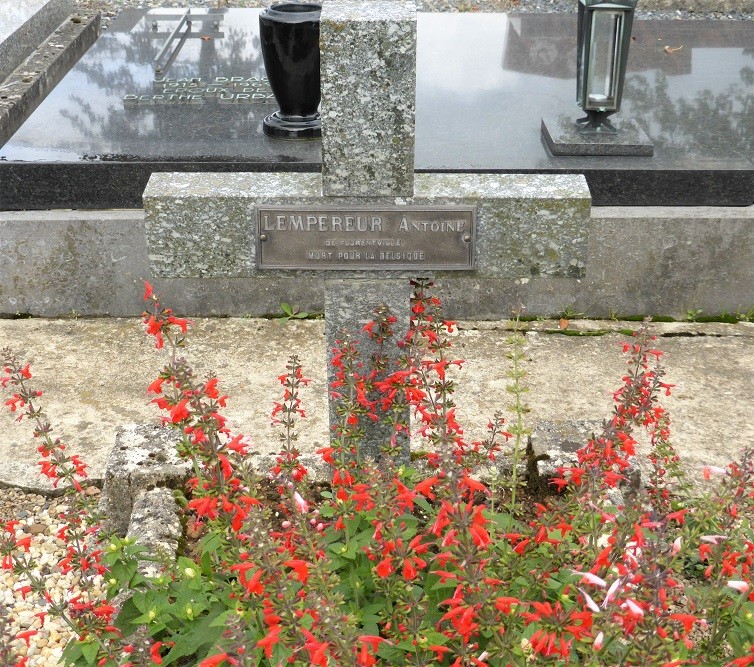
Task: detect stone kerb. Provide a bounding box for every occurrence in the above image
[320,0,416,197]
[99,424,191,538]
[0,0,73,82]
[143,172,590,280]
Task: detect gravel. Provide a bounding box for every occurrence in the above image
[1,488,102,666]
[72,0,753,31]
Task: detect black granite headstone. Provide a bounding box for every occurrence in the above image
[0,10,751,208]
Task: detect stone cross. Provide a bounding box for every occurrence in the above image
[320,0,416,198]
[319,0,418,463]
[142,0,591,466]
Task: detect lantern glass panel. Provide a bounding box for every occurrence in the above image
[585,9,623,110]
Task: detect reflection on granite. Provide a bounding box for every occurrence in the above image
[415,14,753,171]
[1,9,319,163]
[0,10,751,208]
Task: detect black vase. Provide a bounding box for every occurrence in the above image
[259,2,322,139]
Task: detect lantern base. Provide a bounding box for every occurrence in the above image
[576,109,618,134]
[541,115,654,157]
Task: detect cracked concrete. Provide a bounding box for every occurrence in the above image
[0,317,752,494]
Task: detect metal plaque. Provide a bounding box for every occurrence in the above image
[257,206,476,271]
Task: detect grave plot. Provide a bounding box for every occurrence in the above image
[0,9,751,209]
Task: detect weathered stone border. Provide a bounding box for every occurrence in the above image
[1,206,751,320]
[0,12,100,146]
[0,0,73,82]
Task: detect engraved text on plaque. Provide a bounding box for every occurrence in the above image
[257,206,476,270]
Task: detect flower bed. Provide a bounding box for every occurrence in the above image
[2,281,754,666]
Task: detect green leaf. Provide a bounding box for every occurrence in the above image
[327,554,347,570]
[110,558,139,586]
[360,621,380,636]
[344,515,366,536]
[209,609,236,628]
[129,590,155,614]
[281,302,293,316]
[114,597,142,632]
[328,542,358,560]
[421,631,449,646]
[359,602,387,616]
[429,578,458,591]
[81,641,99,665]
[414,496,433,514]
[162,610,225,665]
[319,504,336,518]
[60,640,84,666]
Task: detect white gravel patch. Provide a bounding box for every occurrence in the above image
[1,489,103,667]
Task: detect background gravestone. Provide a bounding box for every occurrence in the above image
[1,11,750,209]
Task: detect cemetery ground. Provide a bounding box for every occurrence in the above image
[1,311,754,665]
[2,317,754,496]
[0,0,752,663]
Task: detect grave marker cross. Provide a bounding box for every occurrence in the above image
[143,0,591,464]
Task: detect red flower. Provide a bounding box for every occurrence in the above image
[357,636,387,667]
[169,398,190,423]
[167,316,189,333]
[301,628,330,666]
[284,559,310,584]
[402,556,425,581]
[415,475,440,500]
[147,377,164,394]
[727,645,754,666]
[257,625,282,658]
[197,653,229,667]
[316,446,335,464]
[429,645,452,660]
[440,602,479,641]
[15,629,38,647]
[188,496,219,520]
[229,563,264,595]
[669,613,699,634]
[494,596,520,614]
[375,557,394,578]
[149,641,164,665]
[15,535,32,551]
[461,474,488,495]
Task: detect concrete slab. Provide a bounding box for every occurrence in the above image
[0,0,73,81]
[0,318,751,493]
[2,206,753,320]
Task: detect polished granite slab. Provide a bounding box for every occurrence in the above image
[0,9,751,208]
